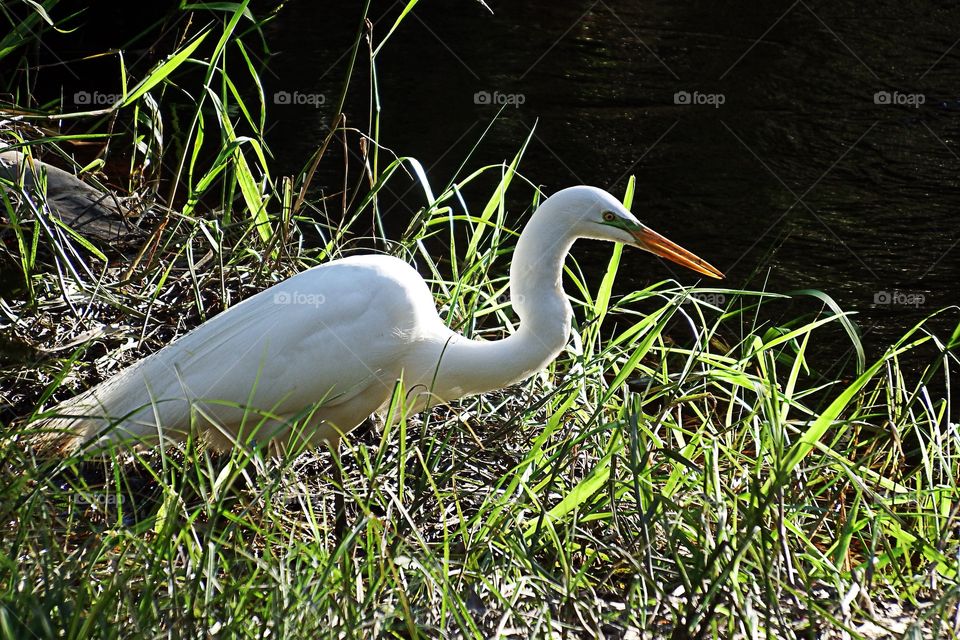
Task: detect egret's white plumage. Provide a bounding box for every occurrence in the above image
[37,186,722,454]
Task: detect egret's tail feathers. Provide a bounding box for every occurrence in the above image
[26,394,153,457]
[27,413,95,458]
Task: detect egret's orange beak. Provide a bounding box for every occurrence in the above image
[630,226,725,279]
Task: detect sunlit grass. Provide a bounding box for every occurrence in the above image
[1,3,959,638]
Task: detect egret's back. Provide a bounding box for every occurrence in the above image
[35,255,450,453]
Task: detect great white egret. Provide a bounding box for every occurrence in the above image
[36,186,722,455]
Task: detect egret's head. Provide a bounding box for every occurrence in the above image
[545,185,724,279]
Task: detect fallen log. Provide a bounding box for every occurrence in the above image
[0,149,147,252]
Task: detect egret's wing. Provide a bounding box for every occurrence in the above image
[44,258,424,449]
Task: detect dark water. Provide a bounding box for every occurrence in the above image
[264,1,960,370]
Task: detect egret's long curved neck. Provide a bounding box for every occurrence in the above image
[509,209,575,345]
[436,206,575,396]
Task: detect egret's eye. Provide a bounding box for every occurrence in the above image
[602,211,616,222]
